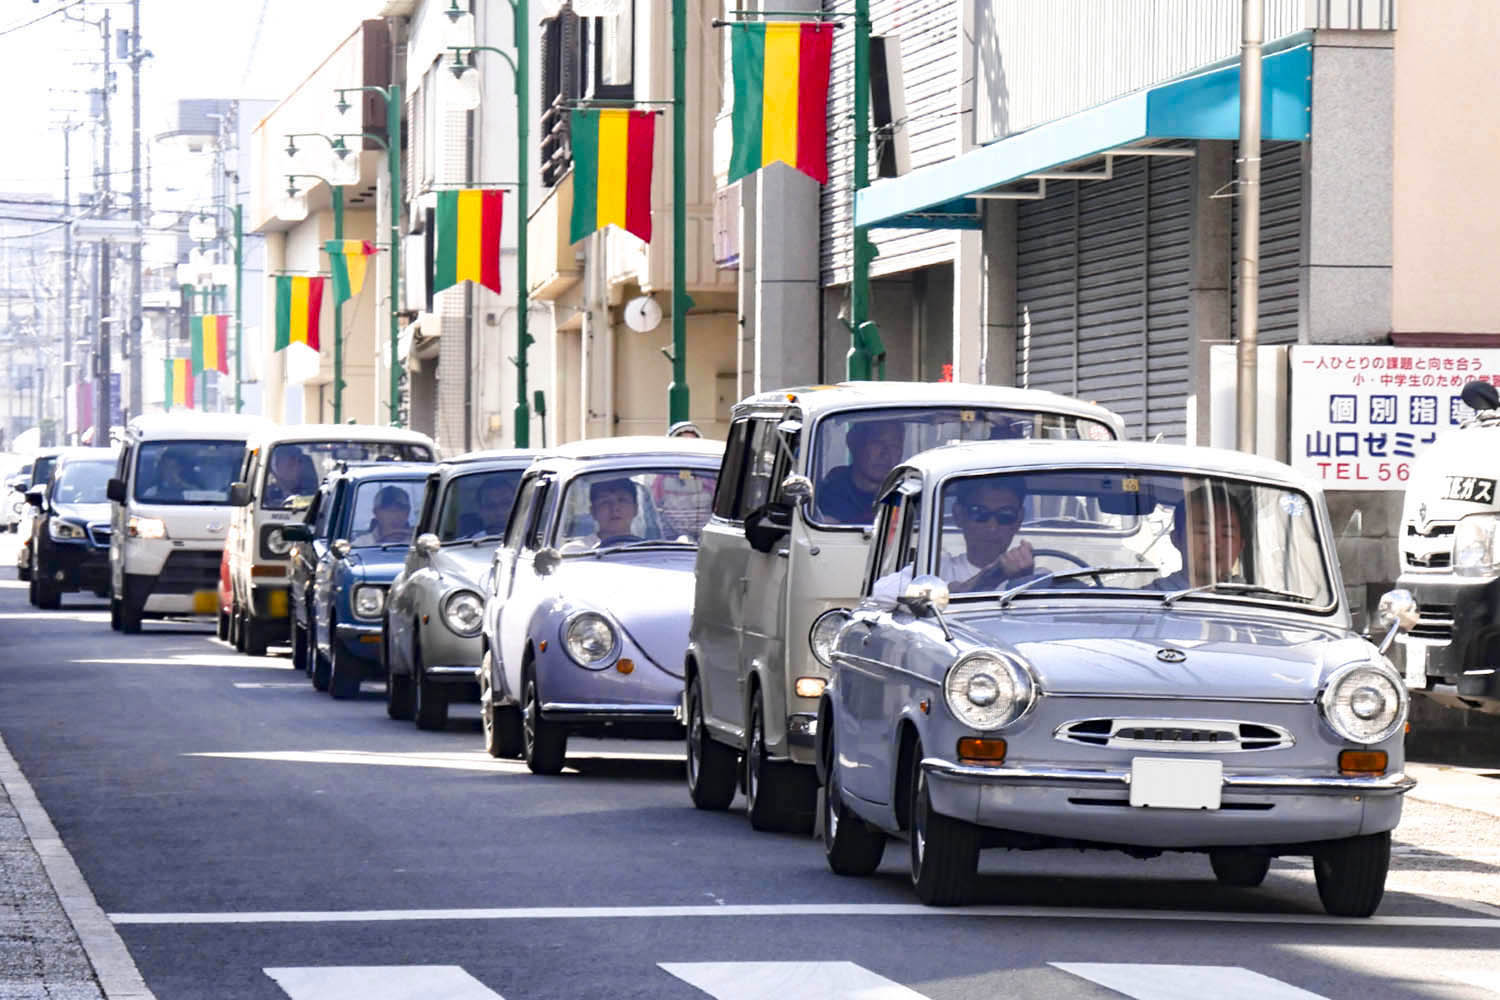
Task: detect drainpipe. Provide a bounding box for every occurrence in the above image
[1235,0,1263,454]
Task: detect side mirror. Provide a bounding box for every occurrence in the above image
[780,474,813,506]
[331,539,351,559]
[106,478,126,503]
[1375,588,1419,655]
[281,523,314,543]
[228,482,251,507]
[533,547,562,575]
[24,489,44,509]
[744,502,792,554]
[899,574,951,615]
[415,533,441,556]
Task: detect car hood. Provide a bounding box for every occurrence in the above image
[552,551,697,669]
[344,547,408,582]
[52,501,111,523]
[949,606,1370,701]
[433,545,493,587]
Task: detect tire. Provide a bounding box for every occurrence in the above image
[243,614,269,657]
[119,581,143,635]
[908,743,980,906]
[412,638,448,730]
[481,652,522,758]
[744,690,816,834]
[230,605,245,651]
[328,621,361,700]
[292,619,308,669]
[685,674,737,810]
[386,629,414,721]
[109,598,121,631]
[1313,831,1391,917]
[35,575,61,610]
[27,575,38,607]
[217,610,230,641]
[521,664,566,775]
[1210,849,1271,888]
[17,556,30,583]
[822,725,886,876]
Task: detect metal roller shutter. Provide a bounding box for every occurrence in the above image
[1232,140,1304,344]
[1076,157,1148,434]
[1015,181,1079,399]
[1145,155,1193,442]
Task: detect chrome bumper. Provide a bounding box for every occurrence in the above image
[921,758,1418,798]
[334,622,382,643]
[540,702,680,723]
[424,664,480,682]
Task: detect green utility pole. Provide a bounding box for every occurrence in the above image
[331,187,346,423]
[668,0,691,426]
[846,0,882,381]
[233,203,243,413]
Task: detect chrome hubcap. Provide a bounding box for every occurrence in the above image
[912,772,927,871]
[523,681,537,755]
[747,713,761,806]
[687,693,701,786]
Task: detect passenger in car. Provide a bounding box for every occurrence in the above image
[817,420,905,525]
[353,485,414,546]
[589,478,644,546]
[461,476,517,539]
[874,478,1036,598]
[1145,489,1248,591]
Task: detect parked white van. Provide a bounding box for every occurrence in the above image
[225,425,435,656]
[107,414,270,633]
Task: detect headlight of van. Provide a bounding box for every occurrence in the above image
[562,611,619,667]
[1454,513,1500,576]
[442,590,484,637]
[127,516,167,539]
[943,651,1035,731]
[1319,661,1407,745]
[352,585,386,620]
[50,520,87,540]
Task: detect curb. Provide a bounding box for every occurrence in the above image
[0,733,157,1000]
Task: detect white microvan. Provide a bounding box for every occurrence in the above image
[226,425,436,656]
[107,414,270,633]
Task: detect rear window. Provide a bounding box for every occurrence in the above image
[261,441,432,509]
[133,441,247,505]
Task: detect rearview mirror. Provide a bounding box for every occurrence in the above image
[332,539,351,559]
[744,502,792,554]
[780,474,813,506]
[106,478,126,503]
[899,575,951,615]
[281,523,313,543]
[1375,588,1419,655]
[24,489,43,509]
[228,482,251,507]
[533,547,562,575]
[415,533,441,556]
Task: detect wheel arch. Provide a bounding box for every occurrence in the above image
[893,718,921,833]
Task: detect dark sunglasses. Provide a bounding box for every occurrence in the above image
[961,502,1020,525]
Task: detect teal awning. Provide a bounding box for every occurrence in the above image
[855,38,1312,231]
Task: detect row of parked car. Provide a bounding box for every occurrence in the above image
[11,381,1434,917]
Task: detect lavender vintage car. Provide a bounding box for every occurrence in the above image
[813,439,1418,916]
[483,437,724,774]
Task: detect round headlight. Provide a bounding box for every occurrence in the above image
[352,585,386,620]
[943,652,1034,731]
[563,611,618,667]
[265,527,291,555]
[808,608,850,668]
[442,590,484,637]
[1320,662,1406,745]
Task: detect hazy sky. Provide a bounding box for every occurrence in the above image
[0,0,379,198]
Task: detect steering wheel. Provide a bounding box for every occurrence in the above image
[1029,547,1103,586]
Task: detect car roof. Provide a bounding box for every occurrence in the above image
[54,449,119,466]
[898,439,1319,491]
[336,461,436,484]
[441,449,541,467]
[125,413,271,441]
[733,381,1125,431]
[246,424,436,449]
[532,435,725,464]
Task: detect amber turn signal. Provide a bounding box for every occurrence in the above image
[794,677,826,699]
[538,640,547,652]
[617,658,635,675]
[1338,750,1388,775]
[957,737,1007,765]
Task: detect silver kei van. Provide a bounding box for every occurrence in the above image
[684,382,1125,833]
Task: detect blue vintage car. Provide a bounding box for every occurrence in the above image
[483,437,724,773]
[285,462,433,699]
[814,440,1417,917]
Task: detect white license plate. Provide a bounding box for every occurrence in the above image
[1403,642,1429,688]
[1129,757,1223,810]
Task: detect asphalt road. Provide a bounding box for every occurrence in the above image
[0,537,1497,999]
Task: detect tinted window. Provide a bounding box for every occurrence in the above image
[133,441,247,505]
[261,441,432,509]
[436,469,524,542]
[51,460,115,504]
[712,419,753,520]
[504,476,542,550]
[345,479,425,548]
[734,420,779,521]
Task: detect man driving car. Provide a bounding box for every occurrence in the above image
[590,478,642,547]
[817,419,905,525]
[875,478,1036,598]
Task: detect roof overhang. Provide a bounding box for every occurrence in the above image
[856,35,1312,231]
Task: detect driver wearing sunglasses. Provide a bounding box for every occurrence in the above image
[873,478,1036,599]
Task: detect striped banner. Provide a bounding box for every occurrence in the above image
[190,314,230,375]
[433,189,503,295]
[729,22,835,184]
[570,109,655,244]
[326,239,375,305]
[273,275,326,351]
[163,358,194,411]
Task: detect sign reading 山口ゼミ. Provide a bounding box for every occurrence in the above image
[1289,345,1500,490]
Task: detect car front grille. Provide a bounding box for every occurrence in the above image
[1410,604,1455,642]
[1403,521,1455,570]
[1054,718,1295,753]
[87,523,111,547]
[155,549,222,594]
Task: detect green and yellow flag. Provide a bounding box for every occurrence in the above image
[325,240,375,305]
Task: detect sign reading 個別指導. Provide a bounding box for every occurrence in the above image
[1288,345,1500,489]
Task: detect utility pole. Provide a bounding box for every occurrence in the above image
[61,123,77,445]
[128,0,144,421]
[668,0,690,427]
[233,203,244,413]
[1235,0,1263,453]
[96,8,113,448]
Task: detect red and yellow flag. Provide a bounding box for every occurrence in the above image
[190,314,229,375]
[163,358,194,411]
[728,22,835,183]
[433,189,503,295]
[274,275,325,351]
[569,109,655,243]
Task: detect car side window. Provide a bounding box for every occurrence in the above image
[116,445,133,484]
[711,418,754,521]
[734,419,779,520]
[524,480,554,551]
[417,476,441,534]
[504,476,541,551]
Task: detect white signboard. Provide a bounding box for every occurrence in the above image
[1289,345,1500,489]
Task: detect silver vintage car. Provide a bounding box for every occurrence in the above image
[814,440,1417,917]
[483,437,725,774]
[384,450,536,729]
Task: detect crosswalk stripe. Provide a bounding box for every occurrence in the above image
[1051,963,1330,1000]
[660,962,929,999]
[265,965,504,999]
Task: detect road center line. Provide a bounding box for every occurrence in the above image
[107,902,1500,929]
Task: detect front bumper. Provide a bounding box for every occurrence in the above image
[334,621,384,660]
[37,541,110,592]
[1396,572,1500,705]
[922,758,1413,848]
[540,701,680,725]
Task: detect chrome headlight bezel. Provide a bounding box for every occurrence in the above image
[351,584,386,620]
[1454,512,1500,576]
[942,650,1036,732]
[49,519,87,540]
[441,589,484,637]
[561,610,620,668]
[1319,660,1408,745]
[807,608,851,668]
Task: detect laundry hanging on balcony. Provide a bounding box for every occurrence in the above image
[727,21,834,184]
[190,314,229,375]
[326,240,376,305]
[569,108,655,243]
[433,189,503,295]
[273,275,326,352]
[163,358,194,411]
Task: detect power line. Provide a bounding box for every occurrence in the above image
[0,0,85,40]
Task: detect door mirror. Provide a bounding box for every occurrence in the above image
[533,547,562,575]
[281,523,314,544]
[1375,588,1419,655]
[24,489,44,509]
[331,539,351,559]
[106,478,126,503]
[415,532,441,556]
[228,482,251,507]
[780,474,813,506]
[898,575,951,615]
[744,502,792,554]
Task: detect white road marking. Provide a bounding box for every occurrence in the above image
[660,961,929,999]
[1051,964,1329,1000]
[108,901,1500,929]
[233,682,310,689]
[186,748,683,771]
[75,653,285,668]
[265,965,503,999]
[1279,943,1500,996]
[0,611,110,622]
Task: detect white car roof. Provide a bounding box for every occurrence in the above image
[124,413,272,442]
[245,424,436,450]
[533,435,725,465]
[734,381,1125,434]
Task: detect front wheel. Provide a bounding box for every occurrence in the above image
[822,726,886,876]
[1314,832,1390,917]
[480,654,521,758]
[34,575,61,610]
[413,646,449,730]
[217,610,230,642]
[909,744,980,906]
[744,691,816,834]
[686,675,737,811]
[521,666,566,775]
[386,628,414,721]
[243,614,269,657]
[328,623,361,700]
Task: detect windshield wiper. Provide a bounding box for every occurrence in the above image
[593,539,695,557]
[997,566,1151,607]
[1161,581,1314,607]
[468,533,503,547]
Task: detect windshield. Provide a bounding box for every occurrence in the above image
[554,466,720,551]
[811,407,1115,526]
[261,440,432,509]
[133,440,247,505]
[436,468,524,542]
[893,470,1332,608]
[51,460,115,504]
[346,479,425,548]
[31,456,56,487]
